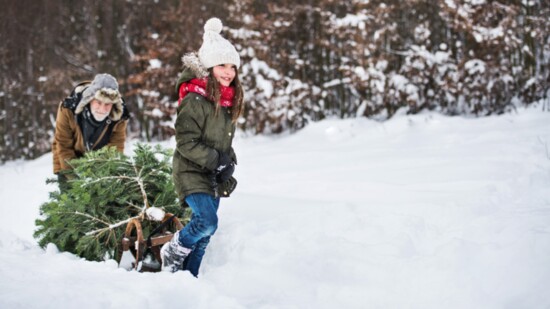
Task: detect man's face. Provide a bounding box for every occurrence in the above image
[90,99,113,121]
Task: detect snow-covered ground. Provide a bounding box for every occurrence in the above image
[1,107,550,308]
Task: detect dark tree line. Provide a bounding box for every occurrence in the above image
[1,0,548,162]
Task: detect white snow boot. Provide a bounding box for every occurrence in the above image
[160,230,192,272]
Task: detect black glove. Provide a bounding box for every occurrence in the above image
[216,152,235,183]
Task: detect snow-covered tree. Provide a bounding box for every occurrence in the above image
[1,0,548,161]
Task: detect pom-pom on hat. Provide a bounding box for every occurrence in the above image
[198,18,240,69]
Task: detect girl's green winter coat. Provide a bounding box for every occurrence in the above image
[172,56,237,200]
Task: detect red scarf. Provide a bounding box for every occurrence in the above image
[178,78,235,107]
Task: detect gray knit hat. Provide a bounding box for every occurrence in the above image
[198,18,240,69]
[76,73,124,121]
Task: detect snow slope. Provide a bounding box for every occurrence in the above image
[1,107,549,308]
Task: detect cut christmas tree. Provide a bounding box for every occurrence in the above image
[34,144,190,271]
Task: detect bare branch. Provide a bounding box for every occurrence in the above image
[85,215,142,236]
[69,211,110,226]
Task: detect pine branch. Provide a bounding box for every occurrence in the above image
[81,173,149,210]
[72,211,110,226]
[74,174,150,237]
[132,160,150,210]
[85,215,142,236]
[82,175,136,186]
[128,203,143,212]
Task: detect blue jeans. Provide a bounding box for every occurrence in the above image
[178,193,220,277]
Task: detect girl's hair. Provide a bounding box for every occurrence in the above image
[206,67,244,123]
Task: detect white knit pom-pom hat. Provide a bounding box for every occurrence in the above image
[198,17,240,69]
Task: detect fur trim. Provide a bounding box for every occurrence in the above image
[75,88,124,121]
[181,52,209,78]
[73,82,90,95]
[75,87,91,115]
[75,74,124,121]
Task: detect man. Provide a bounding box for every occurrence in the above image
[52,73,129,189]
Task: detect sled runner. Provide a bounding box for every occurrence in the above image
[118,213,184,272]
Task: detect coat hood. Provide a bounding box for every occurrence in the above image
[176,52,210,93]
[182,52,209,79]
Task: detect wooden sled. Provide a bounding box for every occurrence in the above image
[118,213,183,272]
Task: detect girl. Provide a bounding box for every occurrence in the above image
[161,18,244,276]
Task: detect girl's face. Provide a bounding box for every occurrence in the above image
[90,99,113,121]
[212,64,236,87]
